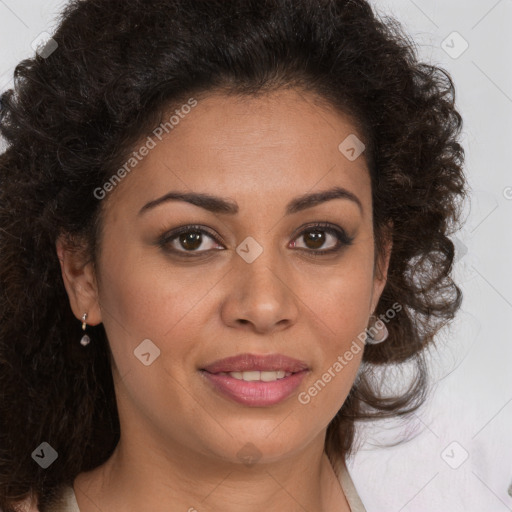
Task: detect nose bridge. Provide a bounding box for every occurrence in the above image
[222,230,298,332]
[235,231,287,300]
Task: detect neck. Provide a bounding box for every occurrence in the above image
[73,436,350,511]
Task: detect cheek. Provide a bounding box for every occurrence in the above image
[318,274,371,327]
[294,278,368,417]
[98,254,215,340]
[292,255,372,410]
[96,246,232,386]
[299,253,375,344]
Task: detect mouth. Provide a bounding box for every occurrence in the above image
[200,369,309,407]
[199,354,309,407]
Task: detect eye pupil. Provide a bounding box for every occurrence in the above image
[180,232,202,250]
[304,229,325,249]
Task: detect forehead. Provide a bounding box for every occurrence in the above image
[104,88,372,218]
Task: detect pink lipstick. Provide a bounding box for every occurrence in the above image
[200,353,309,407]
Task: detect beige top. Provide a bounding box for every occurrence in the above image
[44,460,366,512]
[337,458,367,512]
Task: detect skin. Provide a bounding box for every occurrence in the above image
[56,88,392,512]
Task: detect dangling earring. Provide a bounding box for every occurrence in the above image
[80,313,91,346]
[365,313,389,345]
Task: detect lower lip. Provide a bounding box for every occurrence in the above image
[200,370,308,407]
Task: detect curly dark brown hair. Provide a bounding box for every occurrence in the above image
[0,0,468,510]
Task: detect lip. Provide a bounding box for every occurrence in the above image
[201,353,309,374]
[200,353,310,407]
[200,369,309,407]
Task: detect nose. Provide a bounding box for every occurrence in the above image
[220,249,300,335]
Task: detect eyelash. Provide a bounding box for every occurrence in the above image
[157,222,354,258]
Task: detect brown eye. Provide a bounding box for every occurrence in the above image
[179,231,203,251]
[291,223,355,255]
[302,229,327,250]
[158,225,224,254]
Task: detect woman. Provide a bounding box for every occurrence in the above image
[0,0,467,510]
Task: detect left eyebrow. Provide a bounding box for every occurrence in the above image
[138,185,363,217]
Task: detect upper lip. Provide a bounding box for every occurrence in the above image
[201,353,309,374]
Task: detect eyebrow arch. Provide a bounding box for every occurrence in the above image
[138,185,363,217]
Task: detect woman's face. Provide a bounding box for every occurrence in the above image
[71,88,391,466]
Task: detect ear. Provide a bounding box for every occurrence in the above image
[370,220,393,313]
[56,234,102,326]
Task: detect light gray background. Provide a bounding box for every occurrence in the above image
[1,1,511,511]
